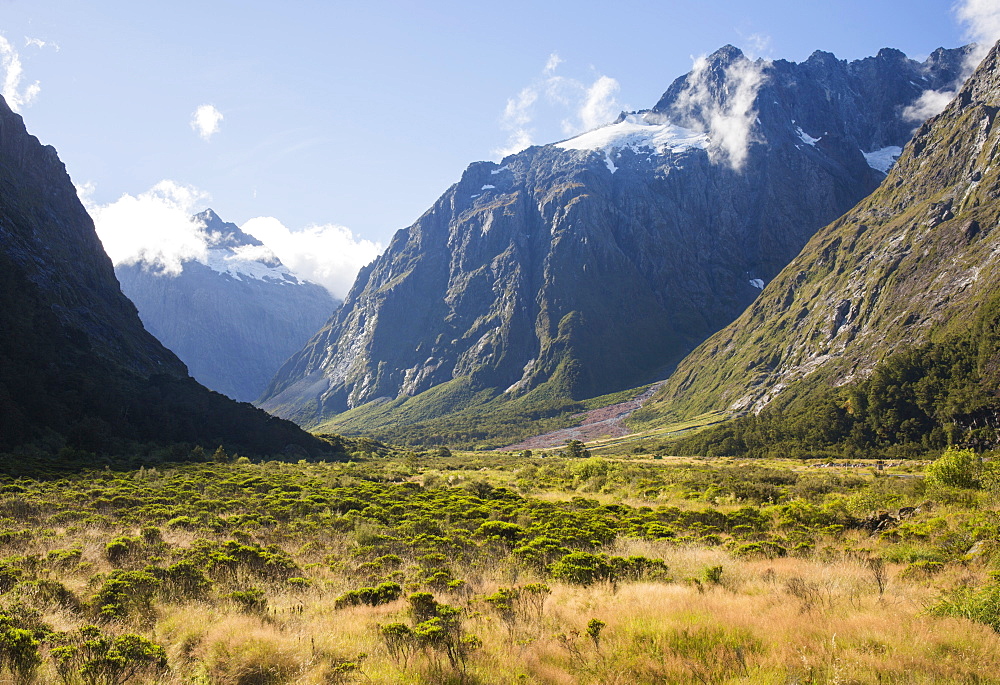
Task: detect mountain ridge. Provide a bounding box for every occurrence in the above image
[633,39,1000,452]
[259,43,973,447]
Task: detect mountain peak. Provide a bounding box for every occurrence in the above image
[805,49,841,65]
[706,44,746,65]
[638,39,1000,425]
[195,209,264,250]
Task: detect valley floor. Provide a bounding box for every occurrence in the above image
[0,452,997,684]
[504,382,668,451]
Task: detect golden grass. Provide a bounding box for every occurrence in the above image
[24,549,966,684]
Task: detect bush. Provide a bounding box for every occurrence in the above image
[930,581,1000,632]
[150,560,211,601]
[335,582,402,608]
[0,616,41,683]
[91,570,160,620]
[926,447,983,489]
[104,536,141,566]
[549,552,612,586]
[224,588,267,613]
[51,625,167,685]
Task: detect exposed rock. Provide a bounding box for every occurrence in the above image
[638,40,1000,425]
[260,44,971,439]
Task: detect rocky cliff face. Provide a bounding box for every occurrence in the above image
[117,210,337,402]
[636,40,1000,425]
[0,95,324,457]
[261,44,971,435]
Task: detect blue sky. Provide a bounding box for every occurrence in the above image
[0,1,990,296]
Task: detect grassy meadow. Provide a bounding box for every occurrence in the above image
[0,448,998,684]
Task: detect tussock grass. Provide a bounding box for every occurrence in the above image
[1,456,999,683]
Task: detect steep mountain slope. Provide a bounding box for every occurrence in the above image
[116,210,337,402]
[0,94,324,458]
[261,44,970,444]
[635,40,1000,442]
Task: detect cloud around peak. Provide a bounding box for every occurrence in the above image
[904,1,1000,123]
[83,180,381,298]
[668,51,768,171]
[241,217,382,299]
[495,53,622,158]
[85,180,211,276]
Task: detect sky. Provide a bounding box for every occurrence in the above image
[0,1,994,297]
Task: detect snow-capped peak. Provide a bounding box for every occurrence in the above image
[190,209,305,285]
[555,113,710,156]
[202,243,304,285]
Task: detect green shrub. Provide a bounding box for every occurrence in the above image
[335,582,402,609]
[900,560,945,580]
[929,582,1000,632]
[0,616,41,683]
[91,570,160,620]
[549,552,612,586]
[926,447,983,489]
[51,625,167,685]
[150,561,211,601]
[104,537,141,566]
[45,548,83,570]
[184,539,298,581]
[224,588,267,613]
[476,520,526,543]
[17,579,80,611]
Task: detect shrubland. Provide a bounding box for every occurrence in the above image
[0,446,997,683]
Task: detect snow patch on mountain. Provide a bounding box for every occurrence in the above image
[555,113,709,156]
[202,244,304,285]
[796,126,821,146]
[863,146,904,173]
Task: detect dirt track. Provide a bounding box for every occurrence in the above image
[503,382,666,451]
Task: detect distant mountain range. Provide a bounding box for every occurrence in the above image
[117,209,337,402]
[0,93,325,460]
[259,43,973,447]
[633,40,1000,456]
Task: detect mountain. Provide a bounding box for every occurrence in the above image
[634,41,1000,455]
[0,94,325,460]
[116,210,337,402]
[259,44,971,446]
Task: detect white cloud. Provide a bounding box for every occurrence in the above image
[669,54,768,171]
[543,52,563,75]
[84,179,380,297]
[0,34,41,112]
[903,88,957,122]
[85,180,211,275]
[957,0,1000,61]
[24,37,56,50]
[902,2,1000,125]
[576,75,621,133]
[241,217,382,299]
[495,54,621,159]
[191,104,224,141]
[496,86,538,156]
